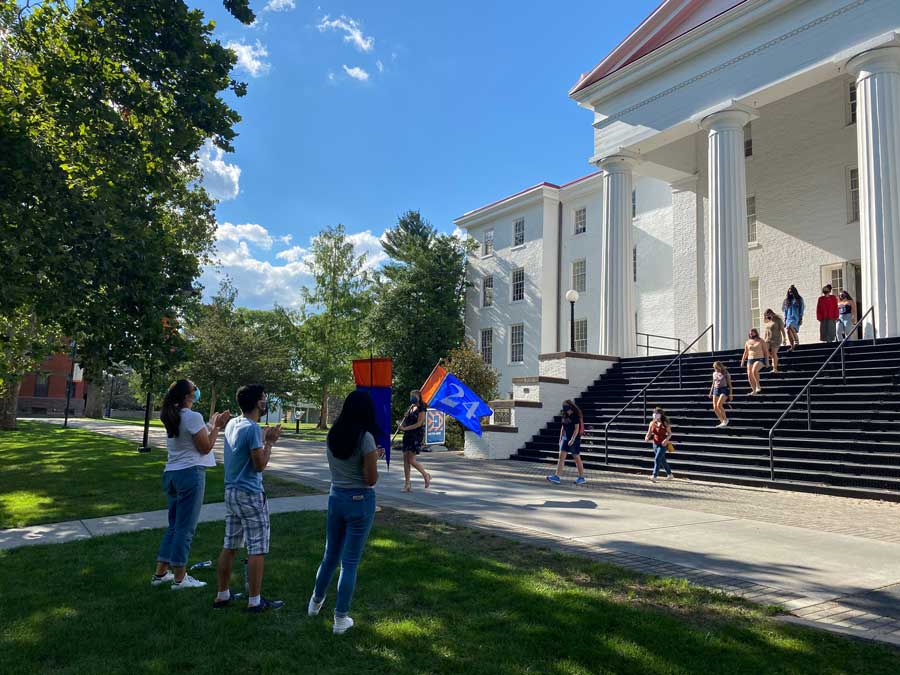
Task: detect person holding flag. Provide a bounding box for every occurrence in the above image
[399,390,431,492]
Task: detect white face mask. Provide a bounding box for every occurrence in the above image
[652,413,662,422]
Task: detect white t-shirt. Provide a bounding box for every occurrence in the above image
[165,408,216,471]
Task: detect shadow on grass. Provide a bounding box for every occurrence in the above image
[0,509,898,675]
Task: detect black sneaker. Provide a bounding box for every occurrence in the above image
[213,590,239,609]
[244,597,284,613]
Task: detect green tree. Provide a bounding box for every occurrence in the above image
[368,211,471,420]
[0,0,253,428]
[298,225,372,428]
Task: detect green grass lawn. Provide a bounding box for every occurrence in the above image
[0,422,318,529]
[1,508,897,674]
[104,417,165,428]
[104,417,329,442]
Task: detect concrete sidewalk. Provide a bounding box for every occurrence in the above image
[18,417,900,646]
[0,494,329,550]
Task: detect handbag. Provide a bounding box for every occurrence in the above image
[666,442,676,454]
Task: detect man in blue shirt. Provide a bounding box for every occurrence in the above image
[213,384,283,612]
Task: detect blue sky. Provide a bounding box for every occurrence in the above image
[194,0,661,308]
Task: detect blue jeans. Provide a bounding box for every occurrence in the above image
[652,444,672,478]
[313,487,376,617]
[156,466,206,567]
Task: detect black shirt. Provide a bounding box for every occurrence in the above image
[561,412,581,440]
[402,403,427,444]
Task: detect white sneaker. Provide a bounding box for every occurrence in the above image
[755,388,763,394]
[308,595,325,616]
[150,571,174,587]
[666,473,674,480]
[333,615,355,635]
[650,476,657,483]
[722,419,729,427]
[171,574,207,590]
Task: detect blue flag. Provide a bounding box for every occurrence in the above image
[421,366,493,436]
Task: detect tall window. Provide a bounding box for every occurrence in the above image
[574,319,588,353]
[849,168,860,223]
[483,229,494,256]
[744,122,753,157]
[574,207,586,234]
[34,374,49,398]
[510,324,524,363]
[631,189,637,218]
[511,267,525,302]
[480,328,493,365]
[482,276,493,307]
[572,259,586,293]
[513,218,525,246]
[848,81,857,125]
[750,278,761,331]
[829,267,845,294]
[747,195,757,244]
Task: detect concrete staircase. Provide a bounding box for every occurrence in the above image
[513,337,900,500]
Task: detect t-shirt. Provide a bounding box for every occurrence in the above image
[165,408,215,471]
[223,416,264,493]
[327,431,377,489]
[561,412,582,441]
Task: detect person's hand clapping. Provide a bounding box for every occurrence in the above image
[217,410,232,428]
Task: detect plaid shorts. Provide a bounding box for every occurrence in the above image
[223,488,270,555]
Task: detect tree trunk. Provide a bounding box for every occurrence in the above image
[0,379,21,430]
[83,371,105,419]
[209,383,218,416]
[316,386,328,429]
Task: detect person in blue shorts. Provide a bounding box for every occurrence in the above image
[547,399,586,485]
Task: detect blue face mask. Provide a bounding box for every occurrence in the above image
[193,387,201,403]
[410,395,418,404]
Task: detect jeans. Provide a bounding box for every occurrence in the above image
[313,486,376,617]
[156,466,206,567]
[652,444,672,478]
[837,317,854,341]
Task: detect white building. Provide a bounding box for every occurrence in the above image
[458,0,900,398]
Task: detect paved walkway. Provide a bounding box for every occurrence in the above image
[15,418,900,646]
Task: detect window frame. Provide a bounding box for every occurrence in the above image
[512,218,525,247]
[750,277,761,332]
[747,194,758,245]
[573,318,588,354]
[482,229,494,257]
[509,323,524,364]
[482,275,493,307]
[574,207,586,235]
[848,80,857,126]
[572,259,586,293]
[744,121,753,158]
[848,166,860,224]
[511,267,525,303]
[480,328,493,365]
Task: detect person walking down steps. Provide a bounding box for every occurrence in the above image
[644,407,674,483]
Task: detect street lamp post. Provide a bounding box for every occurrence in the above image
[565,289,580,352]
[63,340,77,428]
[138,383,152,453]
[106,373,115,418]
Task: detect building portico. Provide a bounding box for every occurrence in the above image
[571,0,900,353]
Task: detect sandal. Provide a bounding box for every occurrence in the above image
[402,482,412,493]
[424,473,432,489]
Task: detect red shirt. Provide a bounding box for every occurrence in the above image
[817,295,839,320]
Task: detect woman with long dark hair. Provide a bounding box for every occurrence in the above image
[546,399,586,485]
[308,390,385,635]
[151,379,229,589]
[644,407,674,482]
[782,285,805,350]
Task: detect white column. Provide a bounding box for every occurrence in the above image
[539,194,561,353]
[597,154,637,357]
[671,176,709,349]
[848,46,900,339]
[701,107,753,351]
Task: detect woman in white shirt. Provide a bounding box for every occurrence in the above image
[150,379,229,589]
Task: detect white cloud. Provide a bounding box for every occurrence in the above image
[198,140,241,201]
[376,60,384,73]
[264,0,295,11]
[275,245,309,263]
[327,71,336,82]
[216,222,275,249]
[204,224,389,310]
[451,226,467,240]
[342,65,369,81]
[317,15,374,52]
[226,40,271,77]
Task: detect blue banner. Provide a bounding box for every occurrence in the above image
[356,386,392,466]
[427,373,493,436]
[425,410,445,445]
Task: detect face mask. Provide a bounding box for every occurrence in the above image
[259,399,268,416]
[193,387,201,403]
[563,405,571,414]
[653,413,662,422]
[410,395,419,404]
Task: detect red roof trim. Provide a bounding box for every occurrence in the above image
[570,0,749,97]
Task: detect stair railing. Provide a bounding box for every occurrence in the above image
[767,306,876,481]
[636,332,683,357]
[604,324,715,464]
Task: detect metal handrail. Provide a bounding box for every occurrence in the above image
[636,332,683,357]
[767,306,876,481]
[604,324,715,464]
